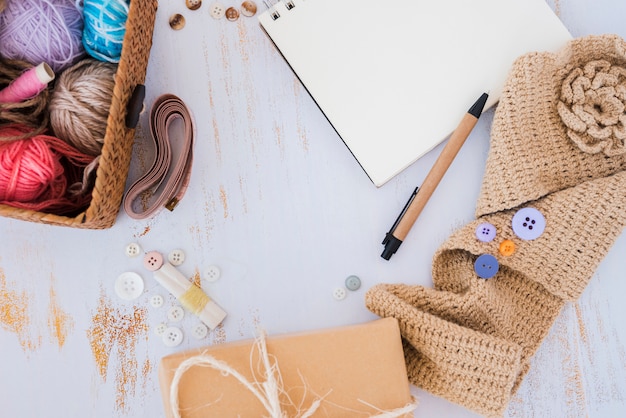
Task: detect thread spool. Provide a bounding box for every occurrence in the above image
[0,58,51,142]
[0,63,55,104]
[0,125,95,214]
[0,0,85,73]
[82,0,130,62]
[49,59,117,157]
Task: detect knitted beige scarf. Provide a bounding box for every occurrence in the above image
[366,34,626,417]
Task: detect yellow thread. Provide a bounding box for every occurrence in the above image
[179,285,209,315]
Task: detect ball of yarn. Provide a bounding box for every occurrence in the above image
[49,58,117,156]
[0,125,95,213]
[0,0,6,14]
[0,0,85,73]
[0,133,65,203]
[82,0,129,62]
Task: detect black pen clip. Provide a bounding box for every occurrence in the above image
[382,187,419,245]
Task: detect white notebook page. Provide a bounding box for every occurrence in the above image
[259,0,572,187]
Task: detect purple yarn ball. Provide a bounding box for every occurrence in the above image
[0,0,86,73]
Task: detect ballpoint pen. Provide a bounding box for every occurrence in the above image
[382,92,489,260]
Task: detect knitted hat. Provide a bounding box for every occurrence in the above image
[477,34,626,217]
[366,34,626,418]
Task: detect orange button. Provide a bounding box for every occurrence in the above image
[499,239,516,256]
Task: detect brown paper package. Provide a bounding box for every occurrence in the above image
[159,318,414,417]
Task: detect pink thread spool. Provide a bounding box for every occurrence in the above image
[0,62,55,104]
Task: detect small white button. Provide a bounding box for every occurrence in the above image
[168,249,185,266]
[333,287,347,301]
[114,272,144,300]
[209,2,225,18]
[205,265,221,282]
[154,323,167,336]
[162,327,184,347]
[192,323,208,339]
[150,294,164,308]
[125,243,142,257]
[167,306,185,322]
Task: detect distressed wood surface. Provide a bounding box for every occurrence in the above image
[1,1,625,417]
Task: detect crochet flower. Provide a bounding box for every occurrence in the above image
[557,60,626,156]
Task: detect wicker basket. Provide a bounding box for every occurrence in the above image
[0,0,158,229]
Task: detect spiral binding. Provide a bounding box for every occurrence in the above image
[262,0,296,20]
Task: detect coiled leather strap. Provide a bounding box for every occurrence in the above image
[123,94,194,219]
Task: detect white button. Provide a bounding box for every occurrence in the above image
[192,323,208,339]
[150,294,164,308]
[209,2,225,18]
[162,327,184,347]
[125,243,142,257]
[168,249,186,266]
[333,287,347,300]
[114,272,144,300]
[154,323,167,336]
[167,306,185,322]
[205,265,221,282]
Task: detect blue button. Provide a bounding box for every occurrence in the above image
[475,222,497,242]
[474,254,499,279]
[512,207,545,241]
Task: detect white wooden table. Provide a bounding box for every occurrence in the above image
[1,1,625,417]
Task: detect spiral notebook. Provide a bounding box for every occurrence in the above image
[259,0,572,187]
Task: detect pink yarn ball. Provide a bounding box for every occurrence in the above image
[0,135,65,203]
[0,0,85,73]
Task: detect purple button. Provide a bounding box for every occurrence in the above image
[474,254,499,279]
[512,207,545,241]
[475,222,497,242]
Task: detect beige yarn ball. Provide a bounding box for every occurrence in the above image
[49,58,117,156]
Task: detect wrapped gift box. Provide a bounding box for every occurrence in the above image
[159,318,414,417]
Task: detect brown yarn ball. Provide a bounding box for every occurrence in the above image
[0,0,5,14]
[49,58,117,156]
[0,57,50,141]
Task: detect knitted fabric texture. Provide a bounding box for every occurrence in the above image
[365,34,626,418]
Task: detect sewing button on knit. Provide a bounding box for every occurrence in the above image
[150,294,164,308]
[114,272,144,300]
[167,306,185,322]
[209,2,226,18]
[225,7,240,21]
[162,327,184,347]
[474,254,499,279]
[186,0,202,10]
[345,275,361,291]
[512,207,546,240]
[168,249,185,266]
[154,323,168,336]
[240,0,257,16]
[143,251,164,271]
[192,323,209,339]
[333,287,347,300]
[475,222,496,242]
[205,265,221,282]
[125,243,142,257]
[499,240,516,257]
